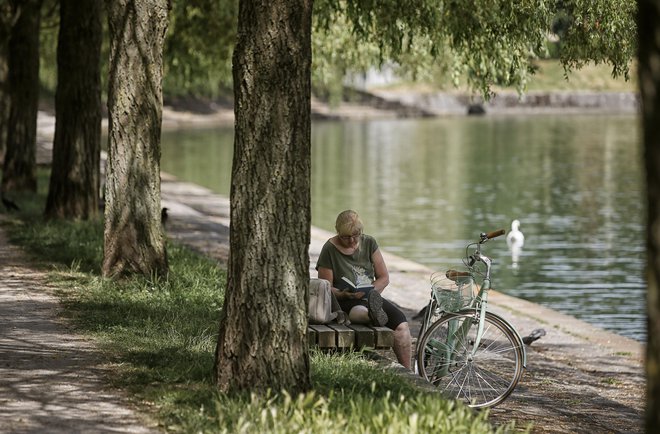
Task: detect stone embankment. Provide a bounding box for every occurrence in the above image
[34,88,639,147]
[372,89,639,116]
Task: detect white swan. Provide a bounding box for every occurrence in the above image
[506,219,525,268]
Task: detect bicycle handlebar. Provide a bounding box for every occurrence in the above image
[482,229,505,240]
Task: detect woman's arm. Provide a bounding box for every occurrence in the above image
[371,248,390,293]
[317,266,359,300]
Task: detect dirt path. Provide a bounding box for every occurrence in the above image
[0,222,160,434]
[490,344,644,433]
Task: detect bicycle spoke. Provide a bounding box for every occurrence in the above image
[471,365,493,404]
[476,339,517,360]
[454,365,471,402]
[473,364,512,391]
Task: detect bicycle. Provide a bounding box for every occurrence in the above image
[415,229,527,408]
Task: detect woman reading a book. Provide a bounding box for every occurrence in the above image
[316,210,412,370]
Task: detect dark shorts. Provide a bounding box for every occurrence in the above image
[338,297,407,330]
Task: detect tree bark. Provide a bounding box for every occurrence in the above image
[0,2,15,165]
[639,0,660,432]
[1,0,42,194]
[102,0,169,277]
[44,0,102,220]
[214,0,313,393]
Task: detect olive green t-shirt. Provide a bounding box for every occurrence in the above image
[315,234,379,290]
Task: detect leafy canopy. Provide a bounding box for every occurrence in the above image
[164,0,237,97]
[313,0,636,97]
[34,0,637,99]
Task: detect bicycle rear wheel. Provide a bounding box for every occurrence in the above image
[416,310,524,408]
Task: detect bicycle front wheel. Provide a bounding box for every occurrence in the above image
[416,310,524,408]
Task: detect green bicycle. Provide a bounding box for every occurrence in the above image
[415,229,527,408]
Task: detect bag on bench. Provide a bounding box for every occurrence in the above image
[308,278,348,325]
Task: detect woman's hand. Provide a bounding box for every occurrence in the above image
[336,289,360,300]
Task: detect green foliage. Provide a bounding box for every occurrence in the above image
[311,11,382,105]
[163,0,237,97]
[523,58,637,91]
[313,0,550,97]
[205,381,513,434]
[553,0,636,80]
[36,0,236,99]
[32,0,636,101]
[312,0,635,99]
[38,0,59,96]
[148,353,518,433]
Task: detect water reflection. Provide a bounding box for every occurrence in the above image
[160,114,645,342]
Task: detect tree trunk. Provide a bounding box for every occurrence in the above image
[0,42,7,166]
[44,0,102,220]
[1,0,42,194]
[0,2,15,165]
[102,0,169,278]
[214,0,313,394]
[639,0,660,432]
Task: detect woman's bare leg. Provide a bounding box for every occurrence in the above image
[350,306,412,370]
[349,305,369,323]
[393,322,412,370]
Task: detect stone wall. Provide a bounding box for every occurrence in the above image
[372,90,639,116]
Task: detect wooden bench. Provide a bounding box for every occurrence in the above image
[308,323,394,350]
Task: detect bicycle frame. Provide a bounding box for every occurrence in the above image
[418,231,527,377]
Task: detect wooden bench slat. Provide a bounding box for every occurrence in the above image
[309,324,336,348]
[327,324,355,349]
[371,326,395,349]
[347,324,376,348]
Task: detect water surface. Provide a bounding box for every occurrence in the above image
[161,114,646,341]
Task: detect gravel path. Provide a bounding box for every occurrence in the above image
[0,222,159,434]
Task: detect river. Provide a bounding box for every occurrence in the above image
[161,113,646,342]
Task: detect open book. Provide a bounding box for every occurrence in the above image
[340,276,374,298]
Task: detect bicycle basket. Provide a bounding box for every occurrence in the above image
[430,270,475,312]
